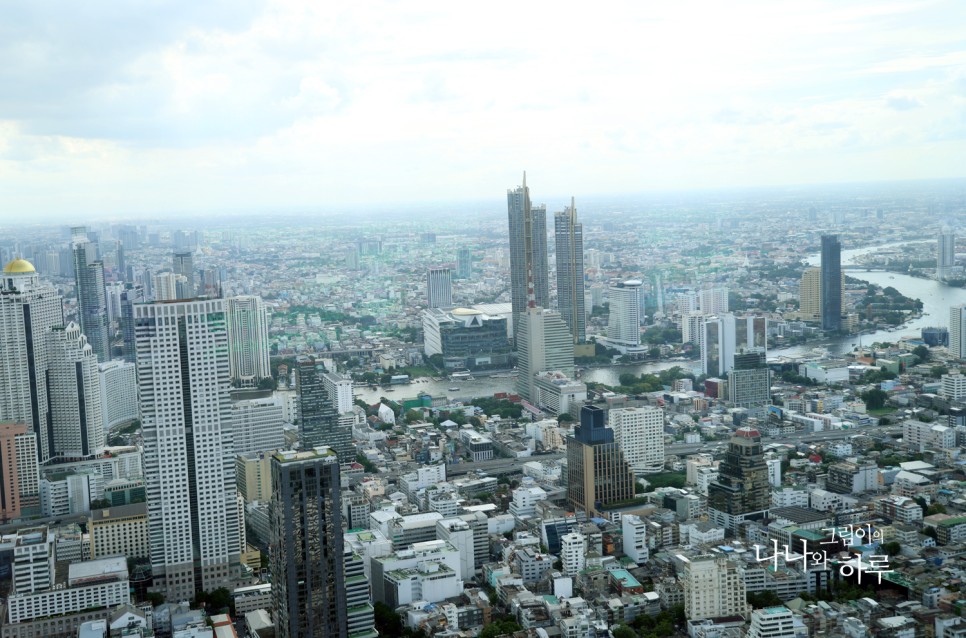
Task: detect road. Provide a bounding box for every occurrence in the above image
[442,425,902,477]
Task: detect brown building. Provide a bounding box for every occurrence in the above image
[566,405,635,517]
[0,422,38,523]
[707,426,770,534]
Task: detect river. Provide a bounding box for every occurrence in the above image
[356,241,963,403]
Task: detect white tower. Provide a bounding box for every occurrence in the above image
[426,267,453,309]
[135,299,240,601]
[608,406,665,475]
[46,322,104,460]
[951,304,966,360]
[607,280,643,347]
[226,295,271,386]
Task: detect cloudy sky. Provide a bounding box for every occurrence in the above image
[1,0,964,220]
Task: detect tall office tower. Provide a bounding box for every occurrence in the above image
[426,267,453,309]
[104,282,125,326]
[607,280,643,347]
[699,287,729,315]
[608,406,665,475]
[119,284,145,363]
[515,307,575,402]
[681,311,706,346]
[226,296,271,387]
[680,554,749,621]
[799,267,821,322]
[707,426,770,532]
[820,235,842,331]
[134,299,240,601]
[507,174,549,344]
[735,315,768,355]
[0,423,39,523]
[554,199,586,343]
[746,606,804,638]
[322,372,355,415]
[296,356,353,463]
[72,234,110,362]
[701,314,737,376]
[566,405,635,517]
[153,272,187,301]
[0,259,65,463]
[456,247,472,280]
[270,448,347,638]
[46,322,104,461]
[728,351,771,410]
[172,252,195,298]
[938,226,956,281]
[951,305,966,360]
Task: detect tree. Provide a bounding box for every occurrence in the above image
[927,503,948,515]
[747,590,783,608]
[913,345,930,362]
[90,498,111,510]
[480,619,522,638]
[404,409,422,424]
[932,365,950,377]
[613,625,637,638]
[557,412,575,423]
[374,602,403,635]
[861,388,888,411]
[882,541,901,556]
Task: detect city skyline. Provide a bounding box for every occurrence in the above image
[1,1,964,220]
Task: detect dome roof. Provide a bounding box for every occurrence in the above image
[3,259,35,274]
[451,307,482,316]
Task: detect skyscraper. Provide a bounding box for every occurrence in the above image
[46,322,104,461]
[699,287,729,315]
[73,232,110,362]
[135,299,240,601]
[119,283,145,364]
[554,199,586,344]
[728,351,771,410]
[938,226,956,281]
[0,422,39,523]
[799,267,822,322]
[270,448,347,638]
[566,405,636,517]
[606,280,643,348]
[426,267,453,309]
[226,296,271,387]
[0,259,65,463]
[296,356,353,463]
[515,307,575,402]
[172,252,195,299]
[456,247,472,280]
[700,314,737,376]
[820,235,842,331]
[507,174,549,344]
[951,304,966,360]
[707,426,770,532]
[608,406,665,475]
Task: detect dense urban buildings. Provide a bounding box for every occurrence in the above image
[135,299,241,601]
[270,448,347,638]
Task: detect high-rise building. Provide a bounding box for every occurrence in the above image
[728,353,771,410]
[680,554,749,621]
[0,422,39,523]
[707,426,770,532]
[270,448,347,638]
[456,247,472,280]
[226,296,271,387]
[800,267,844,324]
[296,356,353,463]
[172,252,195,299]
[322,372,355,415]
[135,299,240,601]
[152,272,187,302]
[700,314,736,376]
[554,199,586,343]
[98,361,138,432]
[426,267,453,309]
[681,311,706,346]
[46,322,104,461]
[515,307,575,402]
[508,174,549,344]
[699,287,729,315]
[951,304,966,360]
[820,235,842,331]
[608,406,665,475]
[735,315,768,355]
[118,283,144,363]
[938,226,956,281]
[0,259,65,463]
[72,234,110,362]
[344,545,378,638]
[606,280,643,347]
[566,405,636,517]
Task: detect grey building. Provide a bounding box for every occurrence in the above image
[456,247,472,279]
[296,356,353,463]
[119,283,144,364]
[820,235,842,331]
[508,174,549,345]
[270,448,347,638]
[554,199,586,343]
[72,232,110,362]
[172,252,194,299]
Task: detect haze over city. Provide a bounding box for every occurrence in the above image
[2,0,965,221]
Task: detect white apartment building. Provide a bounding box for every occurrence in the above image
[231,397,285,455]
[746,606,807,638]
[225,295,271,386]
[235,452,274,504]
[426,267,453,309]
[436,518,475,581]
[152,272,188,302]
[608,406,665,475]
[322,372,355,414]
[699,287,729,315]
[560,532,587,576]
[941,374,966,401]
[680,554,749,621]
[951,304,966,360]
[903,420,956,452]
[531,372,587,416]
[135,299,240,602]
[622,515,648,563]
[12,528,55,595]
[7,556,131,624]
[606,280,643,347]
[370,540,463,607]
[509,484,547,522]
[98,361,138,431]
[766,458,782,488]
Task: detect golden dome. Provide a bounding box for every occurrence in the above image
[3,259,35,274]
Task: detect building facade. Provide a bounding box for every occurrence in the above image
[567,405,636,516]
[554,200,586,343]
[707,427,771,532]
[515,307,575,402]
[46,323,104,461]
[296,356,353,463]
[820,235,842,331]
[508,175,549,345]
[608,406,665,475]
[72,232,110,362]
[225,296,271,387]
[606,280,643,348]
[426,267,453,309]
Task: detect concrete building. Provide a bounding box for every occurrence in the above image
[821,235,842,331]
[508,175,549,345]
[231,397,285,455]
[699,287,729,315]
[531,372,587,416]
[270,448,347,638]
[942,373,966,401]
[46,322,104,461]
[370,539,464,607]
[98,361,138,432]
[952,304,966,360]
[903,420,956,452]
[707,427,770,533]
[72,232,110,362]
[567,405,635,516]
[422,307,512,371]
[606,280,644,348]
[680,554,749,621]
[296,356,353,463]
[554,199,586,343]
[235,452,273,504]
[621,515,648,563]
[134,299,241,601]
[426,267,453,309]
[456,247,472,280]
[560,531,586,576]
[938,226,956,281]
[746,606,808,638]
[322,372,355,414]
[516,307,575,402]
[7,556,131,625]
[89,502,149,559]
[225,295,271,387]
[0,423,39,522]
[608,406,665,475]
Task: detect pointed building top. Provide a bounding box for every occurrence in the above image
[522,171,527,189]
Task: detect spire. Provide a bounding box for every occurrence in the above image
[522,171,527,190]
